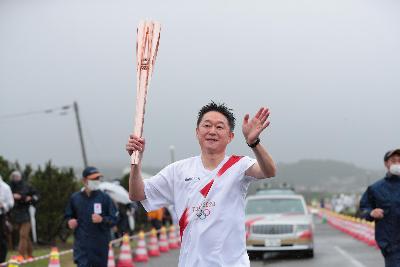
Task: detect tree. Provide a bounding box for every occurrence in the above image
[30,161,79,244]
[0,156,12,182]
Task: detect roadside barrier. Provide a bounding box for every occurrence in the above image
[1,226,181,266]
[168,225,180,249]
[158,227,170,253]
[147,228,160,257]
[48,247,61,267]
[107,245,116,267]
[117,234,135,267]
[6,256,19,267]
[133,231,149,262]
[318,209,378,249]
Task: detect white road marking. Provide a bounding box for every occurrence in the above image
[334,246,366,267]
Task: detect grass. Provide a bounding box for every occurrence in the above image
[7,247,74,267]
[5,239,137,266]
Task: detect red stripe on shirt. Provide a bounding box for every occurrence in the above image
[199,179,214,197]
[179,207,189,240]
[199,155,244,198]
[217,155,243,177]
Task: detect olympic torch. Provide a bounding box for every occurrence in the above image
[131,20,161,165]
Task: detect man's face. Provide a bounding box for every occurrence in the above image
[196,111,234,154]
[385,154,400,170]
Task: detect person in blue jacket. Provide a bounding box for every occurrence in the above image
[360,149,400,267]
[65,167,118,267]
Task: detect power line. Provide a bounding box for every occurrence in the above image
[0,105,72,120]
[0,102,88,168]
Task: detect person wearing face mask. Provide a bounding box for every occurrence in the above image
[360,149,400,267]
[9,171,39,262]
[65,166,118,267]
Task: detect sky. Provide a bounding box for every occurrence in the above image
[1,0,399,176]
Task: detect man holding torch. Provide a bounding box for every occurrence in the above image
[126,101,276,267]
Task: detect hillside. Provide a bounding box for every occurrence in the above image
[248,159,384,194]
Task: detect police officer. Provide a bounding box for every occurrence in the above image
[65,167,118,267]
[360,149,400,267]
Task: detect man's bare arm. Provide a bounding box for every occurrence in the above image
[246,143,276,179]
[242,107,276,179]
[126,135,146,201]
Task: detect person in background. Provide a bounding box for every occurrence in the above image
[360,149,400,267]
[65,166,118,267]
[0,174,14,263]
[9,171,38,262]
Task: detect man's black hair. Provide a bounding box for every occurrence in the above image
[197,101,236,132]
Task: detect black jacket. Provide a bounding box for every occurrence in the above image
[360,174,400,254]
[9,180,39,224]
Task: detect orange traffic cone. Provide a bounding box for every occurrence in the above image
[107,245,116,267]
[7,256,19,267]
[168,225,180,249]
[48,247,61,267]
[147,228,160,257]
[117,234,135,267]
[133,231,149,262]
[159,227,169,253]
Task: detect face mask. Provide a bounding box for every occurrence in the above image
[87,180,101,191]
[389,164,400,176]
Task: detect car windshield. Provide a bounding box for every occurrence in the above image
[256,189,296,195]
[245,198,305,215]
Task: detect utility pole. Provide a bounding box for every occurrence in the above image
[169,145,175,163]
[73,101,88,168]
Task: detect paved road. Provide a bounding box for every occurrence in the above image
[136,216,384,267]
[250,216,383,267]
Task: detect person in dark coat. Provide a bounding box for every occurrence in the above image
[360,149,400,267]
[9,171,39,261]
[65,167,118,267]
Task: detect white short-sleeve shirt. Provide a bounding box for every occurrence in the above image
[141,155,256,267]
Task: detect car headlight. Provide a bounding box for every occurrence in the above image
[295,224,310,232]
[295,224,313,239]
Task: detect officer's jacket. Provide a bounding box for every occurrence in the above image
[360,174,400,254]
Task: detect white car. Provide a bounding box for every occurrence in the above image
[245,193,314,258]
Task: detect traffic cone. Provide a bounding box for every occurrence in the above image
[107,245,116,267]
[48,247,61,267]
[159,227,169,253]
[7,256,19,267]
[168,225,179,249]
[133,231,149,262]
[117,234,135,267]
[148,228,160,257]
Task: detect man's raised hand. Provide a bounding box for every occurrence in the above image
[242,107,271,144]
[126,135,146,156]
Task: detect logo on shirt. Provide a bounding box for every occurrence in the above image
[192,201,216,220]
[184,177,200,182]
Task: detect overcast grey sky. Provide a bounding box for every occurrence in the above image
[1,0,399,174]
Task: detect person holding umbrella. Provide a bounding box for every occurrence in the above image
[9,171,39,262]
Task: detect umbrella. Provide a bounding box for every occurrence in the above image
[29,205,37,243]
[98,182,131,204]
